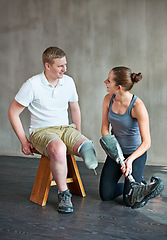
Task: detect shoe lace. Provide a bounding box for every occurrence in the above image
[59,192,72,203]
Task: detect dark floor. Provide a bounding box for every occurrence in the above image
[0,156,166,240]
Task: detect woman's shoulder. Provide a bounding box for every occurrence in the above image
[104,93,114,102]
[132,96,148,118]
[103,94,115,110]
[133,96,145,108]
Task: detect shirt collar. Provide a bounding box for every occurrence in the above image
[41,71,50,86]
[41,71,64,87]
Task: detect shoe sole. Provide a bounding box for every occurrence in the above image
[148,179,164,199]
[58,208,74,214]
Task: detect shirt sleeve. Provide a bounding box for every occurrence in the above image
[69,78,79,102]
[15,80,34,107]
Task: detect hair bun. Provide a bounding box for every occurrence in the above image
[131,72,142,83]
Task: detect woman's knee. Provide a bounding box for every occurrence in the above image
[99,182,116,201]
[100,191,114,201]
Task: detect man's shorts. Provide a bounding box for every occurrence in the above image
[29,124,85,157]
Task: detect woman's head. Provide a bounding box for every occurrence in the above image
[111,66,142,91]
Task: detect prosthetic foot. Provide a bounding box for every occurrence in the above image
[130,176,164,209]
[99,134,164,209]
[78,141,98,171]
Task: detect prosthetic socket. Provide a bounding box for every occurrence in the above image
[100,134,135,183]
[78,140,98,170]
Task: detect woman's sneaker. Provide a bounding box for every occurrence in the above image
[132,176,164,209]
[58,189,73,213]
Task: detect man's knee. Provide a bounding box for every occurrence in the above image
[47,139,67,162]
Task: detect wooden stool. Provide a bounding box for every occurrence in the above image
[30,151,86,206]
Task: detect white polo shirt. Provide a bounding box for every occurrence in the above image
[15,72,79,134]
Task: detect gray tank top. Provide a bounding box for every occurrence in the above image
[108,94,141,155]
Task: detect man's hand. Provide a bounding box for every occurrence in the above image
[22,141,34,155]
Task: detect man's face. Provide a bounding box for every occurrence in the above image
[46,56,67,79]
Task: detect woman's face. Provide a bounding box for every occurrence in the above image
[104,70,118,93]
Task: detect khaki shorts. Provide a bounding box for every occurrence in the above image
[29,124,85,157]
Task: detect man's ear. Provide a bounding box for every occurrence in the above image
[45,62,50,70]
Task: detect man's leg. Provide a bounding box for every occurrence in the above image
[63,125,98,171]
[47,138,68,192]
[47,138,73,213]
[74,139,98,170]
[30,127,73,213]
[73,137,88,155]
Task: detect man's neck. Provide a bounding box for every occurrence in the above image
[44,71,59,87]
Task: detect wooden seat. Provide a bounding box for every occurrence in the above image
[30,150,86,206]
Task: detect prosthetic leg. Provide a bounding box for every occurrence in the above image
[100,135,164,208]
[78,140,98,174]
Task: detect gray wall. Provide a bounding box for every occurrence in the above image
[0,0,167,165]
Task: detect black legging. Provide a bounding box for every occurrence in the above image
[99,152,147,206]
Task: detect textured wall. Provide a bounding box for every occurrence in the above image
[0,0,167,165]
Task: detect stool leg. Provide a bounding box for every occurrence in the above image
[30,155,52,206]
[67,154,86,197]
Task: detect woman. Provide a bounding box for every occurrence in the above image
[99,66,163,208]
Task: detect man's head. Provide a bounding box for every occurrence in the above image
[42,47,66,66]
[43,47,67,80]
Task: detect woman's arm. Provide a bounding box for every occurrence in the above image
[101,94,111,136]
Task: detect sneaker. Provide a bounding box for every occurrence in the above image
[58,189,73,213]
[132,176,164,209]
[148,176,164,199]
[141,176,147,185]
[128,182,154,206]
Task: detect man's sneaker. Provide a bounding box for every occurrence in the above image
[132,176,164,209]
[58,189,73,213]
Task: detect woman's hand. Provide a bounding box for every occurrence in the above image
[121,158,133,177]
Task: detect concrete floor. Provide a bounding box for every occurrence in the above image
[0,155,166,240]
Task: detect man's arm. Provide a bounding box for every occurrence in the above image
[69,102,81,132]
[8,99,34,155]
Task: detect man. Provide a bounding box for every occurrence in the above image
[8,47,98,213]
